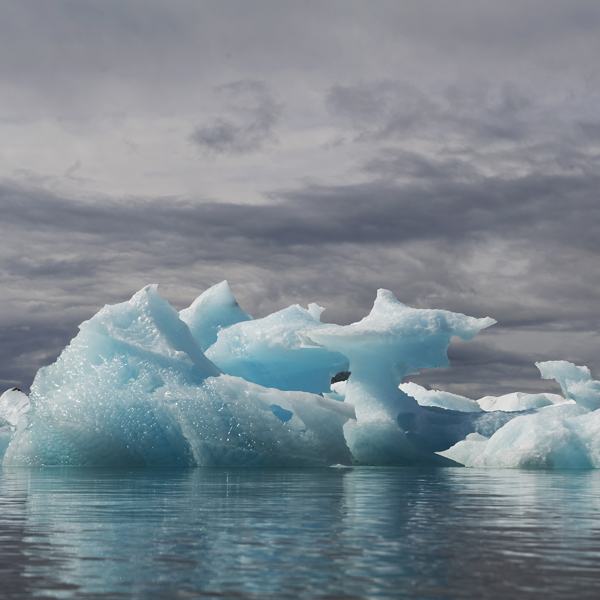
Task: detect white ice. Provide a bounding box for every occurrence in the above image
[0,387,30,457]
[440,364,600,468]
[400,382,483,413]
[2,282,600,469]
[300,289,496,465]
[536,360,600,411]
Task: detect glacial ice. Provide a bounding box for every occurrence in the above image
[205,302,349,394]
[440,365,600,468]
[400,382,483,412]
[536,360,600,411]
[401,381,569,413]
[2,281,600,469]
[0,387,30,456]
[0,387,30,427]
[3,285,353,467]
[476,391,570,412]
[179,280,252,351]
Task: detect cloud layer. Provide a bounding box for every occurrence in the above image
[1,1,599,397]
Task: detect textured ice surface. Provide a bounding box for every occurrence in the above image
[206,303,349,394]
[401,382,569,413]
[400,382,483,412]
[301,289,496,465]
[3,282,599,469]
[179,281,252,351]
[0,388,30,458]
[477,391,570,412]
[3,286,353,467]
[440,361,600,468]
[323,380,347,402]
[0,387,30,426]
[536,361,600,411]
[440,403,600,468]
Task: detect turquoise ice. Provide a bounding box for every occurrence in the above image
[2,282,600,468]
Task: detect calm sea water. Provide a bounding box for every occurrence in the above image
[1,467,600,599]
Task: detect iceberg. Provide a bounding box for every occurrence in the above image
[3,286,353,467]
[476,391,569,412]
[402,382,570,413]
[2,281,599,469]
[299,289,498,465]
[440,364,600,468]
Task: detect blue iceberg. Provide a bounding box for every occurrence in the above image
[2,282,600,468]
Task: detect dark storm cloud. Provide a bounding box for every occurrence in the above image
[190,80,282,155]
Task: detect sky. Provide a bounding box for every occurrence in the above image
[1,0,599,397]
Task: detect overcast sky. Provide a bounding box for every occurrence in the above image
[1,0,599,397]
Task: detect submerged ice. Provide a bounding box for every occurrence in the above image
[2,281,600,469]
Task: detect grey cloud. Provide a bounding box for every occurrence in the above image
[190,80,282,155]
[1,170,599,395]
[2,163,600,259]
[0,325,76,393]
[327,81,541,143]
[5,257,101,280]
[405,339,567,398]
[2,1,600,399]
[363,150,480,182]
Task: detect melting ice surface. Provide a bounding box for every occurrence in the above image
[2,281,600,468]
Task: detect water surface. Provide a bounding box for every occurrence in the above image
[1,467,600,599]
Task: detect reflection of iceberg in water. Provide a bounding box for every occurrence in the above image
[4,468,600,598]
[2,281,600,468]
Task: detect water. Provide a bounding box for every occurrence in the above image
[1,467,600,599]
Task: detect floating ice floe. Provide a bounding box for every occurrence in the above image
[1,282,599,468]
[401,381,570,413]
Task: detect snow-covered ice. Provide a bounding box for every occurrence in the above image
[2,281,600,469]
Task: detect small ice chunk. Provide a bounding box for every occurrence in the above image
[536,361,600,411]
[0,388,30,427]
[440,403,600,468]
[324,380,347,402]
[400,382,482,413]
[477,391,570,412]
[307,303,325,322]
[438,432,489,466]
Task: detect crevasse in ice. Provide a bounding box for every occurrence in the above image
[2,281,600,468]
